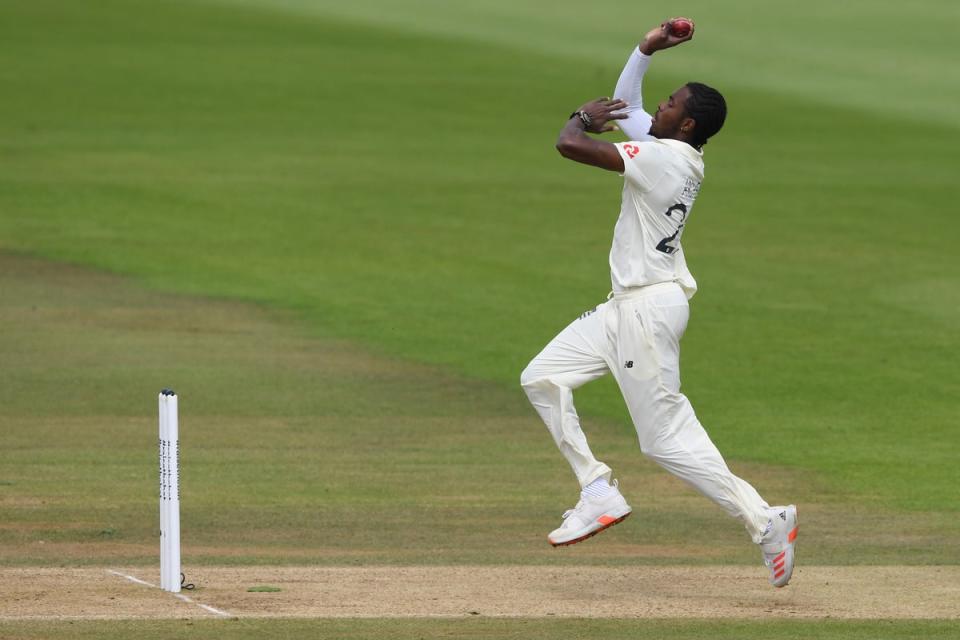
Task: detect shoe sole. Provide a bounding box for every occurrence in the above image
[772,505,798,588]
[549,511,631,547]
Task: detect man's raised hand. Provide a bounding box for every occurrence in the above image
[639,18,695,55]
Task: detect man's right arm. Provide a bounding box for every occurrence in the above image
[612,18,695,141]
[612,48,654,142]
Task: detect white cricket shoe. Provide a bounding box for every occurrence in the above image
[760,505,798,587]
[548,482,632,547]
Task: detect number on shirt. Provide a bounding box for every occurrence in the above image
[655,203,688,255]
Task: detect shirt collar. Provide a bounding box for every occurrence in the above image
[659,138,703,159]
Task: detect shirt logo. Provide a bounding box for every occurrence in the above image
[623,144,640,159]
[680,177,701,202]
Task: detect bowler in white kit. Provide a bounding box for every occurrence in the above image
[520,19,799,587]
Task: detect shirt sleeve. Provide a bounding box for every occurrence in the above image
[612,47,655,142]
[615,141,665,191]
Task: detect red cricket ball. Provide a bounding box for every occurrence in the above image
[670,19,693,37]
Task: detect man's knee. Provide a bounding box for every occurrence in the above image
[520,361,541,389]
[638,437,679,467]
[634,403,696,460]
[633,413,673,458]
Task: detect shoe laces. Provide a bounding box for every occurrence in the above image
[562,479,621,519]
[761,517,774,539]
[561,498,585,520]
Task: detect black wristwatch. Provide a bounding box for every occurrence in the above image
[569,110,593,128]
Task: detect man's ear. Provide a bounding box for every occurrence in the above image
[680,117,696,134]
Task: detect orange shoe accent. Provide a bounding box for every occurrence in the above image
[550,512,631,547]
[774,551,786,563]
[774,561,785,571]
[597,515,617,525]
[788,527,798,542]
[774,569,785,579]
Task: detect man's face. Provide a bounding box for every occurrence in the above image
[648,85,693,139]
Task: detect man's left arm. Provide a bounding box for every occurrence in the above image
[556,98,628,172]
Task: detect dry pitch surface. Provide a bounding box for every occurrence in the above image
[3,566,958,621]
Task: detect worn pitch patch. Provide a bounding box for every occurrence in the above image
[0,566,957,620]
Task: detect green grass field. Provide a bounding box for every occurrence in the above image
[1,0,958,637]
[3,619,960,640]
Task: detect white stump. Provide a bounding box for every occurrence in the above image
[159,390,181,592]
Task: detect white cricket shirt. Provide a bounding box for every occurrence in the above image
[611,139,704,298]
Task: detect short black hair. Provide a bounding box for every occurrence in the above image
[683,82,727,148]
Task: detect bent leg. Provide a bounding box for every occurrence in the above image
[614,289,771,542]
[521,304,612,488]
[639,398,771,541]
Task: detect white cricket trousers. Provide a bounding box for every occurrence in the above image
[520,282,770,543]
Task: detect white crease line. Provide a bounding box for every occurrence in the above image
[106,569,233,618]
[197,603,233,617]
[106,570,156,588]
[174,592,232,617]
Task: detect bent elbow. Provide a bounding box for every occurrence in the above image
[556,138,576,159]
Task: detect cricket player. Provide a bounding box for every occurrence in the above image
[520,19,799,587]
